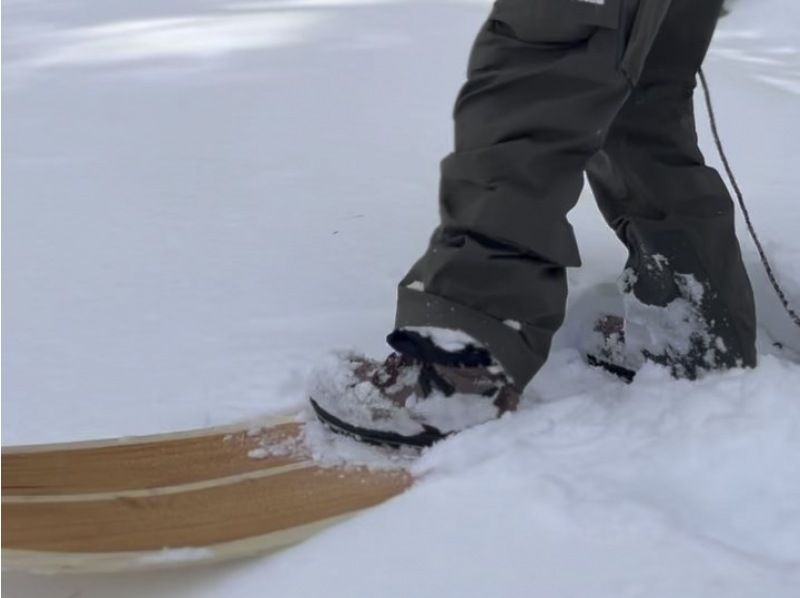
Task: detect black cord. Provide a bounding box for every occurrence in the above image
[698,68,800,330]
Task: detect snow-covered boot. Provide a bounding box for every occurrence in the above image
[586,310,740,382]
[586,315,638,382]
[309,329,520,447]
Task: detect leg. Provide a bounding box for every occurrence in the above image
[310,0,685,445]
[587,0,757,376]
[393,0,656,389]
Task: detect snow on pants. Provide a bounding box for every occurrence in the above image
[394,0,757,388]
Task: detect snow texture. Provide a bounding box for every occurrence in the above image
[4,0,800,597]
[620,267,728,373]
[300,415,419,470]
[400,325,481,352]
[308,350,429,435]
[137,548,216,565]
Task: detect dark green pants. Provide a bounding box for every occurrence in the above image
[395,0,757,387]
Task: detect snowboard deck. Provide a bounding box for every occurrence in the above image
[2,415,412,574]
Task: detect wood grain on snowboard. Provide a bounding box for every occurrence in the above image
[4,465,410,552]
[3,418,303,496]
[2,416,412,573]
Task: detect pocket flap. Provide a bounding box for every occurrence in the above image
[492,0,621,34]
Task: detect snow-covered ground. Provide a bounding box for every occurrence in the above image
[4,0,800,595]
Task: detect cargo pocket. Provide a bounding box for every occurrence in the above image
[489,0,621,45]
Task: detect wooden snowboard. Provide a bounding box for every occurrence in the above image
[2,415,412,574]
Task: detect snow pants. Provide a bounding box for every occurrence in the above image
[394,0,757,387]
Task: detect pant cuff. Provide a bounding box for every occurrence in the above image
[394,285,540,388]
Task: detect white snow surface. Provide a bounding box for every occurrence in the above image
[4,0,800,596]
[137,548,216,565]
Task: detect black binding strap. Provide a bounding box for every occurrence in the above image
[309,398,448,448]
[386,329,492,369]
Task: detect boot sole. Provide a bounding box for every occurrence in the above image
[586,354,637,383]
[309,398,448,448]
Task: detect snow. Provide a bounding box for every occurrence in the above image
[4,0,800,596]
[308,350,431,435]
[400,325,481,352]
[137,548,216,565]
[300,415,418,470]
[620,268,727,373]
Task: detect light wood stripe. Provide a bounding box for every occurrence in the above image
[3,461,317,504]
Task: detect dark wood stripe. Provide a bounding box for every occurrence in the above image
[2,466,411,552]
[2,423,306,496]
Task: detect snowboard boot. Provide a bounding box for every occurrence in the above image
[586,313,738,382]
[309,328,520,447]
[586,315,638,382]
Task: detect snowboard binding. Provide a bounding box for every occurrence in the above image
[585,314,637,383]
[310,398,448,448]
